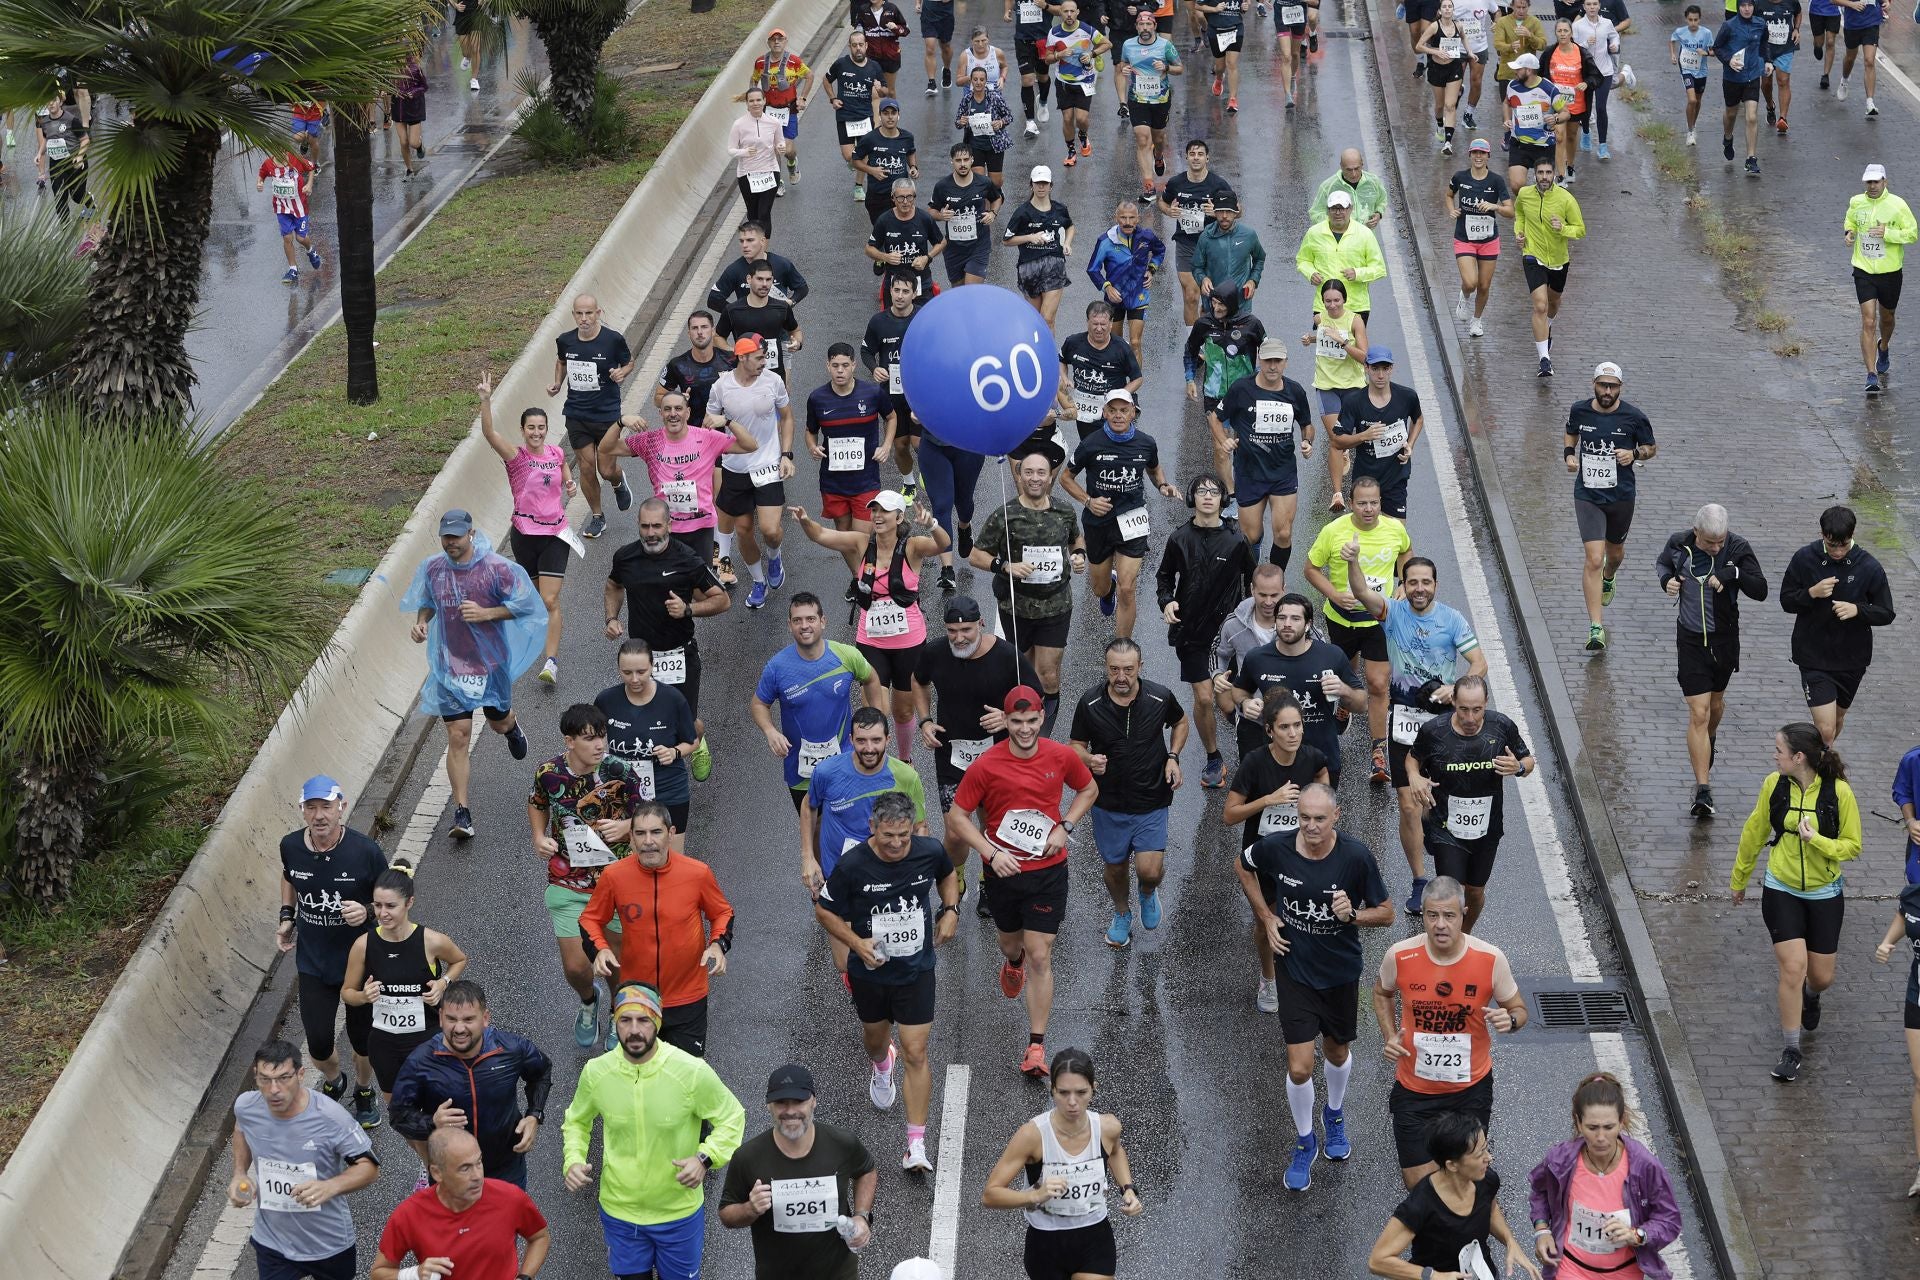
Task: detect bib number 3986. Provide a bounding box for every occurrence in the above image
[995,808,1054,858]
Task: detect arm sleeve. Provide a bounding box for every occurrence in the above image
[520,1037,555,1116]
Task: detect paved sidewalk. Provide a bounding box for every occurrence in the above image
[1369,7,1920,1276]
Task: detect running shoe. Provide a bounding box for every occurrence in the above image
[1024,119,1040,137]
[353,1087,381,1128]
[1776,116,1788,133]
[1600,576,1615,606]
[1723,135,1735,162]
[574,992,600,1047]
[1578,129,1590,152]
[1441,139,1453,155]
[899,477,919,504]
[1454,296,1472,322]
[1308,32,1319,53]
[1836,77,1848,101]
[1328,492,1346,513]
[449,806,475,839]
[1140,889,1162,930]
[1370,740,1389,786]
[1106,910,1133,948]
[1686,130,1696,146]
[1435,125,1446,144]
[1691,785,1715,820]
[1283,1133,1317,1191]
[282,266,299,284]
[716,554,737,588]
[1211,74,1223,96]
[461,55,471,70]
[1000,958,1026,998]
[690,735,712,781]
[612,473,633,511]
[306,246,323,269]
[1142,182,1158,201]
[1768,101,1778,125]
[1020,1042,1050,1078]
[321,1072,349,1102]
[745,580,769,609]
[505,722,528,760]
[539,656,558,685]
[1461,108,1476,129]
[1064,151,1077,168]
[1563,168,1576,186]
[1079,139,1092,157]
[1820,73,1830,91]
[903,1138,935,1172]
[583,512,607,539]
[1397,879,1424,919]
[1098,590,1116,617]
[1538,356,1553,378]
[1039,102,1051,122]
[767,553,785,589]
[1586,624,1606,652]
[1865,98,1878,117]
[936,565,957,592]
[3,129,12,147]
[1868,374,1883,396]
[855,183,865,200]
[1154,154,1166,177]
[1256,977,1279,1013]
[1877,346,1891,377]
[1201,755,1227,788]
[1801,984,1823,1031]
[926,78,938,97]
[1596,142,1610,160]
[1469,318,1484,337]
[469,77,480,92]
[976,885,994,918]
[1771,1047,1802,1082]
[943,67,953,88]
[957,523,973,557]
[605,1025,618,1052]
[1285,90,1296,109]
[1226,96,1238,113]
[1745,156,1760,177]
[870,1044,899,1109]
[1322,1107,1351,1161]
[1908,1166,1920,1198]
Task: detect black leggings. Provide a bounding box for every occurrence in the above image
[297,972,373,1064]
[1581,77,1613,144]
[737,174,777,235]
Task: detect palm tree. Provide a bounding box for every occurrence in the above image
[0,0,438,427]
[0,204,90,390]
[0,402,322,904]
[332,109,380,404]
[498,0,627,131]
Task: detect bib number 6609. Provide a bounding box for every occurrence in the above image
[970,338,1047,412]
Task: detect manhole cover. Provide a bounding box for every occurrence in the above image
[1535,988,1635,1031]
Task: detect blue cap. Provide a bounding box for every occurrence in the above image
[878,97,900,111]
[300,775,344,803]
[438,509,473,536]
[1364,345,1395,366]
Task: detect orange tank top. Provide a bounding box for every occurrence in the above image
[1392,938,1500,1094]
[1549,46,1587,115]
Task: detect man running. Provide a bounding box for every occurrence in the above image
[601,396,755,574]
[1310,148,1391,230]
[708,221,811,315]
[971,449,1086,720]
[866,179,946,303]
[1331,346,1423,520]
[1565,361,1656,652]
[1156,473,1253,787]
[803,707,928,904]
[1657,504,1767,818]
[860,282,918,496]
[1515,157,1585,374]
[1226,593,1368,781]
[1213,563,1285,731]
[717,263,805,382]
[828,31,885,198]
[753,592,886,810]
[1045,3,1110,165]
[1194,0,1247,110]
[1713,0,1766,175]
[1213,339,1315,568]
[1237,783,1392,1190]
[255,149,323,285]
[1503,54,1570,193]
[707,333,797,610]
[548,295,634,539]
[1007,0,1057,134]
[852,100,919,228]
[563,984,746,1279]
[1194,191,1268,309]
[1057,300,1145,441]
[1297,191,1386,324]
[719,1065,878,1271]
[369,1130,549,1280]
[817,792,959,1171]
[1779,504,1897,744]
[1158,138,1235,325]
[1834,0,1883,114]
[1118,12,1183,199]
[928,141,1004,288]
[1062,390,1180,638]
[750,30,813,187]
[1085,202,1165,353]
[653,319,738,541]
[389,981,552,1189]
[948,686,1098,1076]
[1845,163,1914,396]
[1673,6,1715,144]
[1756,0,1801,130]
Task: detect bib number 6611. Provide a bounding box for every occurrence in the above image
[970,337,1047,412]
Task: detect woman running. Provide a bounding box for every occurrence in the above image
[1415,0,1470,154]
[478,372,575,686]
[1301,278,1367,511]
[1873,878,1920,1197]
[341,863,467,1122]
[1368,1110,1540,1280]
[1546,19,1597,185]
[1528,1072,1685,1277]
[1447,139,1514,337]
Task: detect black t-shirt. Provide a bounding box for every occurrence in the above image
[819,836,955,983]
[1161,171,1235,244]
[1411,710,1531,846]
[914,637,1041,783]
[1206,0,1248,30]
[658,347,737,422]
[1448,170,1510,244]
[867,208,942,295]
[1392,1169,1503,1273]
[1069,679,1187,813]
[929,175,1002,251]
[852,128,916,186]
[1227,743,1330,849]
[1013,0,1052,40]
[719,1122,877,1280]
[607,538,722,650]
[862,308,914,393]
[1004,200,1073,265]
[1335,383,1422,491]
[1239,831,1390,988]
[1068,428,1160,526]
[1567,398,1655,506]
[1059,334,1143,423]
[717,299,800,377]
[1757,0,1800,50]
[1218,375,1313,485]
[280,828,388,981]
[707,253,809,311]
[828,55,885,120]
[593,682,697,805]
[556,326,632,421]
[1232,640,1362,762]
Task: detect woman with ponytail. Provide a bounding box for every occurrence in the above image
[1730,721,1861,1082]
[1527,1072,1683,1279]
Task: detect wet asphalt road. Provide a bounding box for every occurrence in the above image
[165,4,1722,1277]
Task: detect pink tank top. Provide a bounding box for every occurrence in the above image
[854,550,926,649]
[1560,1148,1641,1280]
[504,445,569,535]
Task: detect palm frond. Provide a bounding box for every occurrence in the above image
[0,203,90,385]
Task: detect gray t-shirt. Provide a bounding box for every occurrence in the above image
[234,1089,374,1261]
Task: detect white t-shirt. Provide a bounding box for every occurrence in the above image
[708,370,791,475]
[1571,16,1620,77]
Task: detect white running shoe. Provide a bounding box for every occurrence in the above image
[1836,78,1848,101]
[1453,296,1471,322]
[869,1045,898,1110]
[1686,129,1696,146]
[470,77,480,92]
[1908,1165,1920,1197]
[461,56,470,70]
[1024,119,1039,137]
[1256,977,1278,1013]
[1039,102,1051,123]
[1469,317,1485,337]
[903,1138,935,1172]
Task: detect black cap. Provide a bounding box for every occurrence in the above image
[943,594,983,624]
[766,1063,815,1101]
[1212,189,1240,213]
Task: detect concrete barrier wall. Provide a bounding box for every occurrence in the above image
[0,0,840,1273]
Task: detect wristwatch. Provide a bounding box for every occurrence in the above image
[781,450,795,459]
[936,904,959,919]
[697,1152,714,1170]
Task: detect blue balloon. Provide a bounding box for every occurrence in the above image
[900,285,1059,455]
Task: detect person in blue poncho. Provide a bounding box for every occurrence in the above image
[403,509,549,841]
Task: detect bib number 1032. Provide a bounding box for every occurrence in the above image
[970,336,1048,413]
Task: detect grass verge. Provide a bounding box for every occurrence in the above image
[0,0,765,1168]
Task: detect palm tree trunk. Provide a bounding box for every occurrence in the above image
[11,750,103,906]
[526,9,622,130]
[334,109,380,405]
[68,124,222,430]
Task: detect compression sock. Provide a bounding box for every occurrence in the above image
[895,719,916,761]
[1325,1056,1353,1112]
[1286,1076,1316,1137]
[1038,76,1052,106]
[1022,84,1036,116]
[1269,543,1292,571]
[716,530,736,562]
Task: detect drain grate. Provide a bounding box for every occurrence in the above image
[1535,988,1635,1031]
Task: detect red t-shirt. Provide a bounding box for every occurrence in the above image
[258,153,314,217]
[377,1181,547,1280]
[952,738,1093,871]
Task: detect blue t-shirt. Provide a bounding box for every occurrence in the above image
[808,753,927,876]
[1893,744,1920,882]
[1381,599,1481,705]
[1840,0,1882,27]
[1047,23,1101,86]
[1808,0,1838,15]
[753,641,874,789]
[805,380,888,497]
[1671,25,1715,75]
[1120,36,1180,104]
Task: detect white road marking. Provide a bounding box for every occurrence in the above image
[1872,50,1920,111]
[1591,1032,1698,1280]
[927,1063,972,1276]
[1345,29,1603,982]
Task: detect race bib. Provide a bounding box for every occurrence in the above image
[1514,103,1544,131]
[372,995,426,1035]
[1116,505,1151,542]
[763,341,782,373]
[1040,1157,1107,1216]
[765,106,791,125]
[46,137,70,161]
[797,737,839,779]
[828,434,867,471]
[1413,1031,1473,1084]
[630,756,656,800]
[747,170,778,193]
[751,460,783,486]
[969,110,993,135]
[1025,545,1065,584]
[1465,213,1496,241]
[450,671,490,702]
[653,647,688,685]
[1315,326,1348,359]
[1766,19,1789,43]
[1680,48,1703,73]
[871,904,925,957]
[566,358,599,391]
[845,115,873,137]
[1258,803,1299,834]
[949,209,978,242]
[1019,0,1043,20]
[1253,401,1294,437]
[888,362,904,393]
[1364,572,1389,598]
[995,807,1055,857]
[1581,450,1618,489]
[1282,4,1307,23]
[271,177,299,200]
[661,478,699,515]
[1179,206,1205,236]
[1861,232,1886,261]
[1458,16,1483,41]
[866,599,911,638]
[1372,417,1409,458]
[563,819,617,868]
[772,1175,837,1233]
[1446,793,1494,841]
[1391,702,1432,746]
[1570,1202,1634,1253]
[1460,1240,1497,1280]
[255,1159,318,1214]
[1218,28,1239,49]
[1072,387,1102,421]
[1441,36,1464,55]
[949,737,991,770]
[1133,70,1165,97]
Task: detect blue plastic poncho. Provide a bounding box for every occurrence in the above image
[399,532,549,717]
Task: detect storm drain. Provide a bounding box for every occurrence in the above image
[1535,988,1636,1032]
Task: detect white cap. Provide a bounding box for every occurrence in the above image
[868,490,911,513]
[1030,164,1053,183]
[1325,190,1353,208]
[1511,52,1540,70]
[889,1262,945,1280]
[1863,163,1887,182]
[1103,388,1136,407]
[1593,361,1624,381]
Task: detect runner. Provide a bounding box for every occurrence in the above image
[1570,0,1622,158]
[478,373,576,685]
[1005,165,1075,327]
[827,32,885,199]
[1447,138,1513,335]
[1673,6,1715,144]
[34,95,90,223]
[1273,0,1321,107]
[1303,476,1414,785]
[1193,191,1268,310]
[1545,20,1596,184]
[718,1064,878,1272]
[1565,361,1656,652]
[452,0,484,91]
[1062,390,1181,639]
[856,0,914,97]
[1303,279,1368,510]
[1455,0,1496,127]
[290,99,327,161]
[949,686,1098,1074]
[654,310,739,432]
[340,865,466,1117]
[852,99,918,228]
[716,264,805,383]
[1158,139,1235,325]
[1844,164,1913,396]
[1495,3,1553,124]
[817,792,958,1170]
[981,1048,1144,1275]
[1058,299,1146,442]
[866,178,945,303]
[1713,0,1766,175]
[728,88,784,234]
[1779,504,1897,745]
[1809,0,1842,89]
[388,981,552,1189]
[1504,54,1571,193]
[1156,473,1253,786]
[750,28,813,187]
[1871,878,1920,1195]
[1007,0,1058,134]
[1225,593,1367,781]
[1731,722,1861,1082]
[547,295,634,539]
[1186,290,1267,488]
[278,775,387,1127]
[970,449,1088,720]
[1085,201,1165,352]
[1238,783,1392,1189]
[1515,157,1585,375]
[601,394,755,574]
[1527,1073,1686,1277]
[1310,148,1391,231]
[1214,338,1314,566]
[562,984,746,1279]
[1118,13,1183,198]
[1415,1,1471,153]
[1296,190,1386,324]
[1212,564,1286,735]
[255,148,322,285]
[961,25,1013,95]
[929,138,1005,287]
[1366,1111,1540,1280]
[1046,3,1111,163]
[595,640,700,852]
[706,332,797,610]
[1194,0,1247,110]
[1372,876,1529,1187]
[922,0,959,94]
[1225,693,1331,1011]
[1756,0,1801,130]
[806,343,898,570]
[1656,503,1767,819]
[368,1130,550,1280]
[225,1040,379,1280]
[752,592,886,810]
[804,709,929,908]
[403,512,543,839]
[1331,346,1424,520]
[1835,0,1883,114]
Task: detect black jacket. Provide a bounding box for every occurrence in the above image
[389,1026,553,1173]
[1654,530,1767,645]
[706,252,810,312]
[1157,518,1255,650]
[1779,539,1896,672]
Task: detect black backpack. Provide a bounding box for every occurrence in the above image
[1767,775,1839,847]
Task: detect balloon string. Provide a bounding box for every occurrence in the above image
[997,456,1020,659]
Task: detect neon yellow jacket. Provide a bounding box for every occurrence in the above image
[1730,773,1861,896]
[1844,190,1917,275]
[562,1040,746,1225]
[1513,183,1586,270]
[1295,220,1388,315]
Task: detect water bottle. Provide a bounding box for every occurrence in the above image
[833,1215,868,1250]
[869,936,888,964]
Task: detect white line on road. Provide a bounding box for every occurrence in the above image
[1591,1032,1697,1280]
[1874,50,1920,112]
[927,1063,972,1277]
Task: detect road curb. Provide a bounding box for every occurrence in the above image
[1354,7,1760,1279]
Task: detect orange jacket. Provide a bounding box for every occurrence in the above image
[579,853,735,1009]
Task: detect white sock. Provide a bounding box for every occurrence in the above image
[1285,1076,1316,1137]
[1535,339,1550,359]
[1325,1057,1352,1112]
[748,557,767,583]
[716,531,735,562]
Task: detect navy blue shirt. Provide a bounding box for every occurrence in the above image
[806,380,889,496]
[556,326,631,422]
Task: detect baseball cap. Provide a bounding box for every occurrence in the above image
[769,27,787,38]
[437,509,473,536]
[890,1262,945,1280]
[1364,345,1395,366]
[1258,338,1289,361]
[766,1063,816,1102]
[300,775,344,804]
[1212,190,1240,212]
[943,594,983,623]
[1511,52,1540,70]
[1031,164,1053,183]
[878,97,901,111]
[731,334,763,355]
[1593,361,1624,381]
[869,490,910,513]
[1863,163,1887,182]
[1468,138,1491,153]
[1325,190,1353,209]
[1003,684,1045,714]
[1103,388,1135,407]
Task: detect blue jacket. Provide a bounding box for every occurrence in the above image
[1085,223,1167,310]
[1712,15,1767,81]
[389,1025,554,1172]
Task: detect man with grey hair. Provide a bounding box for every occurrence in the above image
[865,176,945,301]
[1657,503,1766,819]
